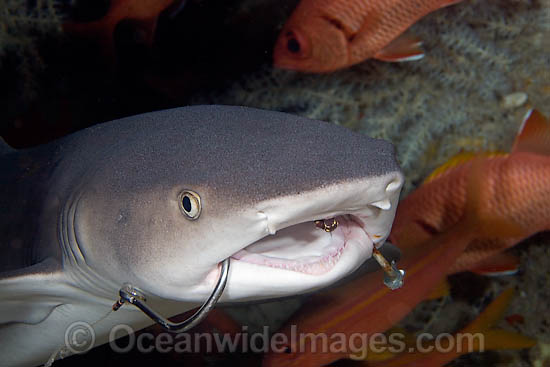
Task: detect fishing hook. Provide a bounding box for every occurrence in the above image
[315,218,338,232]
[112,258,230,332]
[372,247,405,290]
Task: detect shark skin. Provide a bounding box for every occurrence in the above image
[0,105,404,367]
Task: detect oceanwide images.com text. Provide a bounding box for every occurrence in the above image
[64,321,484,358]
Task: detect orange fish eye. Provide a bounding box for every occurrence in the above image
[285,31,301,54]
[282,29,311,59]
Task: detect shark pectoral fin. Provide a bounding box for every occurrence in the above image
[0,258,67,325]
[0,300,63,325]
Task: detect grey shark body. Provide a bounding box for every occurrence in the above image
[0,105,403,366]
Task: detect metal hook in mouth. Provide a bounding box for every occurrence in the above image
[315,218,338,232]
[113,258,230,332]
[372,247,405,290]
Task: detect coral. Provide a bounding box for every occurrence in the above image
[192,0,550,194]
[531,341,550,367]
[510,237,550,343]
[398,234,550,367]
[0,0,64,101]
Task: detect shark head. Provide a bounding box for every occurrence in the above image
[60,106,403,303]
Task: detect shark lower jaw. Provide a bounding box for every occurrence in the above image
[231,215,373,275]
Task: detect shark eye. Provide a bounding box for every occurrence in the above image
[179,190,201,220]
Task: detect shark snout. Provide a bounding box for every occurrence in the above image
[225,172,403,286]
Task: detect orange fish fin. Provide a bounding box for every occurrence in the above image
[470,252,520,276]
[463,288,515,333]
[449,238,508,274]
[424,151,505,183]
[425,278,450,300]
[360,289,533,367]
[511,109,550,156]
[456,329,536,356]
[481,329,537,350]
[374,35,424,62]
[63,19,117,40]
[424,152,477,183]
[349,327,416,362]
[350,345,399,362]
[63,20,118,62]
[437,0,465,9]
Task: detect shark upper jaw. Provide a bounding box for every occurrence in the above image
[208,175,404,300]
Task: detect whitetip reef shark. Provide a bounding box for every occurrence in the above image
[0,105,404,366]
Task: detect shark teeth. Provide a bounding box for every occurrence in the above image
[231,215,367,275]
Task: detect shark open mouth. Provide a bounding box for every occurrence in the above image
[231,215,373,275]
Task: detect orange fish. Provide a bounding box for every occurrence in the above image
[261,161,525,367]
[351,288,536,367]
[273,0,464,72]
[389,109,550,275]
[64,0,179,63]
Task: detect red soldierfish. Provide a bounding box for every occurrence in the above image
[261,158,526,367]
[273,0,464,72]
[63,0,178,63]
[389,109,550,275]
